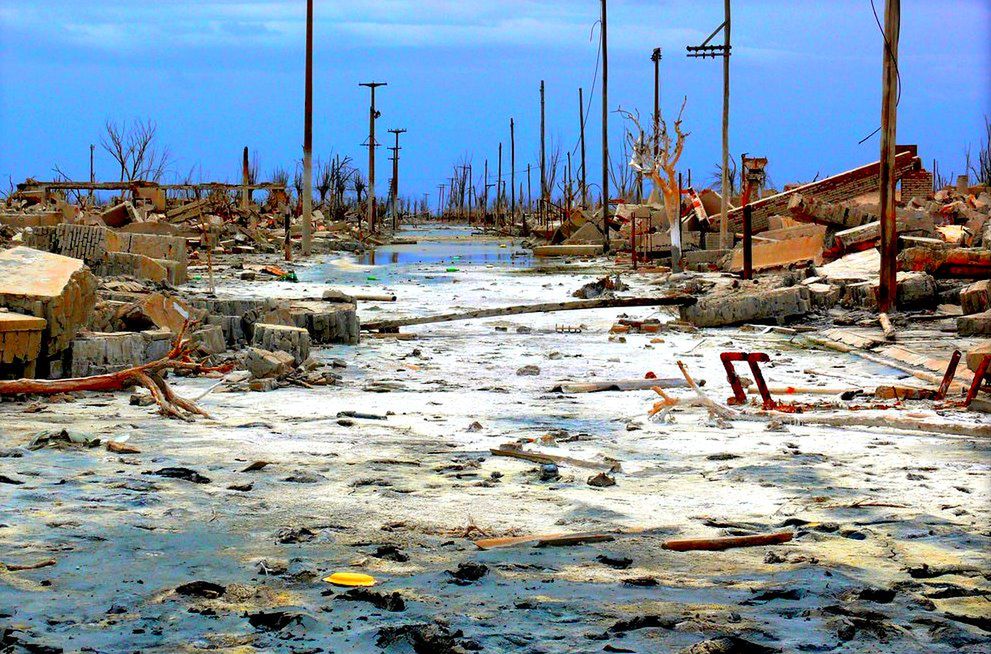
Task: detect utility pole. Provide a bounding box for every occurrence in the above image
[652,48,662,158]
[687,0,731,250]
[438,183,446,218]
[359,81,387,233]
[601,0,610,252]
[483,158,490,226]
[497,142,503,227]
[540,80,547,228]
[388,128,407,232]
[301,0,314,255]
[877,0,901,312]
[510,118,516,224]
[579,87,587,209]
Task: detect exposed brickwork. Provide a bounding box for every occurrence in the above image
[900,169,933,201]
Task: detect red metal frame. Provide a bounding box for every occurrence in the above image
[720,351,777,410]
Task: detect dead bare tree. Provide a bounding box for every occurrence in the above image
[608,133,636,203]
[972,115,991,187]
[101,119,172,183]
[623,97,689,256]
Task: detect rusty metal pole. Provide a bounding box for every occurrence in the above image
[301,0,313,255]
[601,0,610,253]
[878,0,901,312]
[579,87,587,209]
[359,82,387,233]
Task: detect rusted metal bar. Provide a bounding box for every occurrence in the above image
[935,350,962,401]
[721,352,775,409]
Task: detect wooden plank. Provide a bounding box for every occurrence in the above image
[361,295,695,332]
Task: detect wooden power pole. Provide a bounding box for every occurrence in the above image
[687,1,731,250]
[540,80,546,228]
[579,87,587,208]
[301,0,314,255]
[388,128,406,232]
[359,81,387,233]
[652,48,662,157]
[878,0,901,312]
[601,0,610,252]
[510,118,516,223]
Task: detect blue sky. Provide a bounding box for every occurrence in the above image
[1,0,988,204]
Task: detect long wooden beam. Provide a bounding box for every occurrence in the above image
[361,295,696,332]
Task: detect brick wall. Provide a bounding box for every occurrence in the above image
[900,170,933,201]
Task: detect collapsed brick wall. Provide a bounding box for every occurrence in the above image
[725,146,921,235]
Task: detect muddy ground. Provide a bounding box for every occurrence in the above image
[1,226,989,653]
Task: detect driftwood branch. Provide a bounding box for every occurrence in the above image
[0,322,230,420]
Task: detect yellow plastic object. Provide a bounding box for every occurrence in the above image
[324,572,376,587]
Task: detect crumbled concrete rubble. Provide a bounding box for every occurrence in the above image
[0,164,988,653]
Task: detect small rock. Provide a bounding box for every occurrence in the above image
[516,364,541,376]
[446,561,488,585]
[276,526,316,544]
[587,472,616,488]
[539,463,559,481]
[150,467,211,484]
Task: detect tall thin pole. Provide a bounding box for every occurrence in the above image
[359,82,387,232]
[510,118,516,223]
[388,128,406,231]
[483,158,489,226]
[301,0,314,255]
[241,146,250,209]
[718,0,731,250]
[540,80,546,228]
[438,184,446,218]
[601,0,610,252]
[579,87,587,208]
[89,144,95,203]
[497,142,503,227]
[878,0,901,312]
[652,48,661,159]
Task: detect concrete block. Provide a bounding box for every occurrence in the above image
[960,280,990,315]
[0,246,97,362]
[252,323,310,364]
[245,347,295,379]
[958,311,991,337]
[680,285,811,327]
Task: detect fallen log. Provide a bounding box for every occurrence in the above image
[362,295,696,332]
[662,531,793,552]
[0,558,57,572]
[0,322,230,420]
[549,377,690,393]
[474,532,613,550]
[490,447,620,472]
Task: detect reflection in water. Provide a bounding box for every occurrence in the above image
[300,225,532,285]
